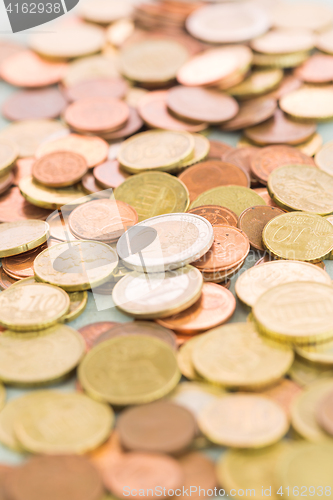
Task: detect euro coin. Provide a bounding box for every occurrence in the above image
[0,138,18,176]
[19,176,86,210]
[61,291,88,322]
[280,86,333,121]
[0,220,49,257]
[228,69,283,99]
[177,336,204,381]
[296,339,333,366]
[315,140,333,176]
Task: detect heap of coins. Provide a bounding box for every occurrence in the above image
[1,0,333,498]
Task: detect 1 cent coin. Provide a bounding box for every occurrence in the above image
[78,322,119,351]
[237,205,285,251]
[187,205,238,227]
[32,151,88,188]
[93,160,129,189]
[2,88,67,122]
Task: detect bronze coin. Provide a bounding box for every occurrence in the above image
[0,187,51,222]
[2,242,48,279]
[94,160,129,189]
[250,144,315,184]
[178,453,217,500]
[207,140,234,160]
[316,388,333,436]
[99,107,143,140]
[253,187,282,209]
[2,88,67,121]
[0,464,12,500]
[294,53,333,84]
[78,321,120,351]
[187,205,238,227]
[267,74,302,100]
[4,455,104,500]
[93,321,177,350]
[167,86,239,124]
[81,173,102,194]
[63,77,129,102]
[12,158,34,185]
[64,97,130,134]
[32,151,88,188]
[0,266,18,289]
[223,147,260,180]
[244,109,317,146]
[0,40,23,66]
[220,96,277,132]
[179,160,250,203]
[117,400,197,454]
[237,205,285,251]
[0,171,14,195]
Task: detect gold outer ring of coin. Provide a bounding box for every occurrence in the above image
[61,291,89,322]
[0,220,49,258]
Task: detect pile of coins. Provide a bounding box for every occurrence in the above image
[1,0,333,497]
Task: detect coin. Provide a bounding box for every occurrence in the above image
[220,97,277,132]
[294,53,333,83]
[268,165,333,214]
[177,134,210,169]
[62,291,88,322]
[244,109,316,146]
[0,50,67,87]
[63,54,119,88]
[192,322,293,389]
[34,240,118,292]
[78,321,119,351]
[0,187,51,222]
[79,335,180,405]
[198,394,289,448]
[207,140,233,160]
[296,339,333,366]
[0,40,23,65]
[0,266,17,290]
[93,160,129,189]
[316,388,333,436]
[177,335,204,381]
[117,130,194,173]
[259,379,303,417]
[112,265,203,318]
[0,171,14,195]
[114,171,190,221]
[117,400,196,454]
[272,2,333,31]
[36,133,109,168]
[19,176,86,210]
[81,0,133,23]
[2,242,47,279]
[251,28,315,54]
[0,138,18,176]
[157,282,236,334]
[178,452,217,500]
[2,88,67,121]
[179,160,250,203]
[254,189,281,209]
[187,205,238,228]
[63,77,128,102]
[253,282,333,344]
[101,107,144,141]
[190,186,266,217]
[235,260,332,308]
[228,69,283,99]
[252,50,310,69]
[81,173,102,195]
[223,147,259,181]
[237,206,284,251]
[32,152,88,188]
[280,86,333,121]
[69,199,138,243]
[289,358,333,387]
[200,259,245,284]
[315,140,333,176]
[317,28,333,54]
[0,219,49,258]
[268,74,302,100]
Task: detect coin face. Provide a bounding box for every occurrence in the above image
[79,336,180,405]
[2,242,47,278]
[64,77,128,102]
[251,28,315,54]
[296,339,333,366]
[32,152,88,188]
[238,205,284,251]
[19,176,86,210]
[93,160,128,189]
[80,0,134,23]
[0,220,49,258]
[220,97,277,131]
[2,88,67,122]
[235,260,332,308]
[272,2,333,31]
[187,205,238,228]
[316,388,333,437]
[315,140,333,176]
[280,86,333,121]
[228,69,283,99]
[295,53,333,83]
[63,54,119,88]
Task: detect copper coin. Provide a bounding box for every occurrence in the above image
[99,107,143,140]
[64,97,129,134]
[223,147,260,180]
[2,88,67,121]
[0,266,18,289]
[167,86,239,124]
[267,74,302,100]
[78,321,120,351]
[4,455,104,500]
[207,140,234,160]
[32,151,88,188]
[187,205,238,228]
[0,40,23,66]
[81,173,102,194]
[157,282,236,334]
[69,199,138,242]
[89,431,124,473]
[2,242,48,279]
[94,160,129,189]
[0,187,51,222]
[259,379,302,417]
[0,464,12,500]
[254,254,276,266]
[237,205,285,251]
[294,53,333,84]
[137,90,207,132]
[0,50,67,87]
[102,452,183,499]
[63,77,129,102]
[0,171,14,195]
[179,160,250,203]
[244,108,316,146]
[250,144,315,184]
[117,401,197,454]
[220,96,277,132]
[12,158,34,185]
[193,226,250,273]
[253,187,282,209]
[93,321,177,350]
[178,452,217,500]
[316,388,333,436]
[201,258,246,283]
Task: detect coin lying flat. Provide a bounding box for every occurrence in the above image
[79,336,180,405]
[220,96,277,132]
[32,152,88,188]
[62,291,88,323]
[280,86,333,121]
[2,87,67,122]
[253,282,333,344]
[0,220,49,258]
[272,2,333,31]
[294,53,333,84]
[315,140,333,176]
[237,206,284,251]
[187,205,238,228]
[19,176,86,210]
[228,69,283,99]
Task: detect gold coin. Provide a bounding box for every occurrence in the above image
[262,212,333,261]
[296,339,333,366]
[80,0,134,24]
[251,28,315,54]
[198,394,289,448]
[190,185,266,216]
[78,336,181,405]
[280,86,333,121]
[228,69,283,99]
[15,391,114,454]
[177,336,205,382]
[0,138,18,176]
[0,325,85,385]
[11,276,36,287]
[106,19,134,47]
[62,291,88,322]
[177,134,210,170]
[114,171,190,222]
[252,50,310,68]
[315,139,333,175]
[19,176,86,210]
[317,28,333,55]
[289,357,333,387]
[34,240,118,292]
[192,323,293,390]
[296,132,322,156]
[0,220,49,258]
[169,381,224,418]
[0,384,5,413]
[117,130,195,173]
[272,2,333,31]
[253,282,333,344]
[62,54,119,88]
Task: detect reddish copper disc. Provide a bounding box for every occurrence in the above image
[99,107,143,140]
[267,75,302,100]
[244,109,316,146]
[68,199,138,242]
[0,187,51,222]
[178,160,250,203]
[259,379,302,417]
[294,53,333,83]
[253,187,282,209]
[0,50,67,87]
[32,151,88,188]
[64,97,130,133]
[137,90,208,132]
[94,160,129,189]
[0,266,18,289]
[187,205,238,227]
[78,321,120,351]
[0,171,14,195]
[250,144,315,184]
[0,40,23,66]
[12,158,34,186]
[201,259,246,283]
[2,242,48,279]
[88,431,124,473]
[63,77,129,102]
[179,453,217,500]
[81,173,102,194]
[316,389,333,436]
[207,140,234,160]
[2,88,67,121]
[157,282,236,334]
[237,205,285,251]
[117,401,197,454]
[167,86,239,124]
[223,147,260,180]
[220,96,277,131]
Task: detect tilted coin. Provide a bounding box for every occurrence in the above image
[0,266,18,290]
[178,134,210,169]
[93,160,129,190]
[296,339,333,366]
[289,358,333,388]
[2,242,47,279]
[112,265,203,319]
[0,138,18,176]
[101,107,143,141]
[207,140,233,160]
[198,395,289,448]
[237,206,284,251]
[223,147,260,183]
[251,28,315,54]
[228,69,283,99]
[272,2,333,31]
[268,74,302,99]
[192,323,293,389]
[253,282,333,344]
[2,87,67,122]
[169,381,224,418]
[317,28,333,54]
[258,379,302,417]
[252,50,310,69]
[79,336,180,405]
[315,140,333,176]
[294,53,333,84]
[0,220,48,258]
[78,321,119,351]
[32,151,88,188]
[62,291,88,323]
[220,96,277,132]
[19,176,86,210]
[81,173,101,195]
[63,77,128,103]
[178,452,217,500]
[187,205,238,228]
[62,54,119,88]
[117,213,213,273]
[280,86,333,121]
[316,388,333,437]
[177,336,205,381]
